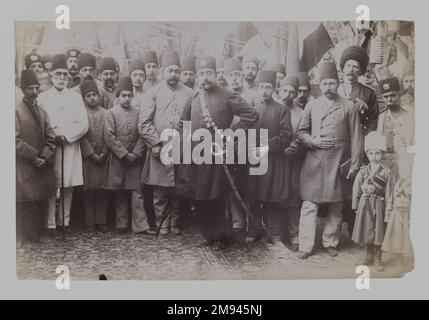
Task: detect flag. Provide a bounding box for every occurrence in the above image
[223,22,258,58]
[299,23,333,71]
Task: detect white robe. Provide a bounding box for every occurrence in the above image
[38,87,89,187]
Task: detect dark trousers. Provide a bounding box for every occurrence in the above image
[153,186,180,231]
[197,199,226,241]
[264,202,283,239]
[16,200,44,244]
[143,185,156,230]
[83,189,108,226]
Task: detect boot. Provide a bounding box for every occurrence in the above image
[360,245,374,266]
[374,246,384,272]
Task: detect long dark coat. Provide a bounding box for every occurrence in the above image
[297,94,363,203]
[247,99,294,203]
[104,104,146,190]
[16,98,56,202]
[80,105,108,190]
[176,85,259,200]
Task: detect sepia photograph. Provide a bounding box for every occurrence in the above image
[14,19,415,282]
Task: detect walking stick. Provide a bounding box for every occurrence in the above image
[61,140,65,241]
[155,206,171,239]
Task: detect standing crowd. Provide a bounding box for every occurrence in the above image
[16,45,415,271]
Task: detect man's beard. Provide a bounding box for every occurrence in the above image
[147,73,156,81]
[69,67,78,77]
[200,80,215,91]
[297,95,307,104]
[230,82,242,92]
[25,93,38,102]
[323,91,337,100]
[167,78,178,87]
[133,80,143,88]
[244,74,256,83]
[345,73,358,83]
[282,97,294,106]
[104,79,115,89]
[184,79,195,88]
[217,78,228,87]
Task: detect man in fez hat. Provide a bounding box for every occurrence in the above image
[296,62,363,259]
[16,70,56,246]
[37,54,89,235]
[175,56,258,247]
[138,51,193,236]
[377,77,414,178]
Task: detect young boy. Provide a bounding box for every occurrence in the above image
[247,70,294,247]
[104,76,146,234]
[79,80,109,232]
[352,131,394,271]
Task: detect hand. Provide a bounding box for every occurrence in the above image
[152,145,161,160]
[89,153,102,165]
[125,153,138,164]
[33,156,47,168]
[54,135,66,145]
[311,136,334,149]
[346,168,357,180]
[98,152,107,163]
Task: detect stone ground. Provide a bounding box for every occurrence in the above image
[16,215,409,281]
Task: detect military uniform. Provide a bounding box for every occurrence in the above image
[177,57,258,242]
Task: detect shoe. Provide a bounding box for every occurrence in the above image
[158,228,170,236]
[244,236,256,244]
[171,227,181,235]
[116,227,128,234]
[138,229,156,236]
[97,225,108,233]
[85,225,96,232]
[59,226,71,234]
[267,236,283,246]
[46,229,57,237]
[298,251,311,260]
[198,238,215,247]
[326,247,338,257]
[291,243,299,252]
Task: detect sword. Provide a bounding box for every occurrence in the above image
[198,91,252,222]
